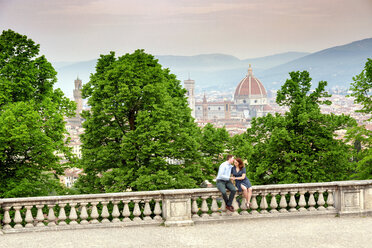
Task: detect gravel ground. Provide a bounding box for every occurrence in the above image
[1,216,371,248]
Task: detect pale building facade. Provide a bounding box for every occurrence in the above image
[73,77,83,116]
[184,78,196,118]
[188,65,271,121]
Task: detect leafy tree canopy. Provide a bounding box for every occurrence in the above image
[347,58,372,179]
[245,71,356,185]
[349,58,372,119]
[76,50,206,193]
[197,123,230,183]
[0,30,75,198]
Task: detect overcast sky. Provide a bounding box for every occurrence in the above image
[1,0,372,62]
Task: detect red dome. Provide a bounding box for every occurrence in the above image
[234,65,267,98]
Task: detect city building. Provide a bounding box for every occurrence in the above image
[184,65,271,123]
[60,77,85,188]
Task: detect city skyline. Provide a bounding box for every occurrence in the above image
[1,0,372,62]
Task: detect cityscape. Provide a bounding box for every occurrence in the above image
[61,65,371,187]
[1,1,372,245]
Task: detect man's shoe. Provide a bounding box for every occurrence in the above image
[226,205,235,212]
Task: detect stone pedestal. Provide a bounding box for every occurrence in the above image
[161,189,194,227]
[334,181,372,216]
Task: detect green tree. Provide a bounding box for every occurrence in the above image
[0,30,75,198]
[76,50,205,193]
[245,71,356,185]
[349,58,372,119]
[197,123,230,182]
[229,132,253,161]
[347,58,372,179]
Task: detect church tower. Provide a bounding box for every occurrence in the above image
[183,78,195,118]
[73,77,83,116]
[202,93,208,121]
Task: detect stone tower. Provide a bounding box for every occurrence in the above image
[73,77,83,116]
[202,93,208,121]
[183,78,195,118]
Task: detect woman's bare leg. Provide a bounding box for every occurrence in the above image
[247,187,252,205]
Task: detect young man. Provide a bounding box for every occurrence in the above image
[216,155,236,212]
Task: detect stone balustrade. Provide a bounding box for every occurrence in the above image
[1,180,371,233]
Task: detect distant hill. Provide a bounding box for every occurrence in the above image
[53,51,309,97]
[258,38,372,89]
[53,38,372,97]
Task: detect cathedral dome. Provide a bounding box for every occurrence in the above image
[234,65,267,99]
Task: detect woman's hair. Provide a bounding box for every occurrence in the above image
[235,158,244,169]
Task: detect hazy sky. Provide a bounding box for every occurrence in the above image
[1,0,372,62]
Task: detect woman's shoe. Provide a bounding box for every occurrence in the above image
[246,203,250,209]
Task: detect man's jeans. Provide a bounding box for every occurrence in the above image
[216,180,236,207]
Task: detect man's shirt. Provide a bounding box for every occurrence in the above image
[216,161,233,181]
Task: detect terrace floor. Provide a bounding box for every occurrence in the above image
[1,216,371,248]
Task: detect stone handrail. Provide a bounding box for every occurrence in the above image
[1,180,371,233]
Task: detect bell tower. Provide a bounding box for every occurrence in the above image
[183,78,195,118]
[73,77,83,116]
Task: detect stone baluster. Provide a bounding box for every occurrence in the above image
[101,202,110,223]
[69,203,78,225]
[58,204,67,225]
[13,206,23,229]
[225,194,237,216]
[201,196,209,217]
[210,195,220,217]
[191,197,200,218]
[231,192,239,211]
[25,205,34,228]
[153,199,162,221]
[35,205,45,227]
[270,193,278,213]
[47,204,56,226]
[90,202,100,224]
[288,191,298,212]
[259,193,268,214]
[308,191,316,211]
[279,192,288,213]
[250,194,259,214]
[79,203,89,225]
[2,206,12,230]
[326,190,335,210]
[220,198,227,216]
[111,201,121,223]
[317,191,326,211]
[122,201,131,222]
[143,200,152,221]
[298,191,307,212]
[132,200,142,221]
[239,195,248,214]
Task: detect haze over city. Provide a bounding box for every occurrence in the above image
[1,0,372,62]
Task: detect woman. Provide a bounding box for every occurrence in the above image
[231,158,253,208]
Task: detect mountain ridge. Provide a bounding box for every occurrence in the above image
[53,38,372,97]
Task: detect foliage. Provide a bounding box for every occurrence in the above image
[197,123,230,182]
[345,125,372,179]
[77,50,206,192]
[0,30,75,198]
[349,58,372,120]
[229,132,253,161]
[244,71,356,185]
[347,58,372,179]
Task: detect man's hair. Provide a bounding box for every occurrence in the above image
[226,154,234,160]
